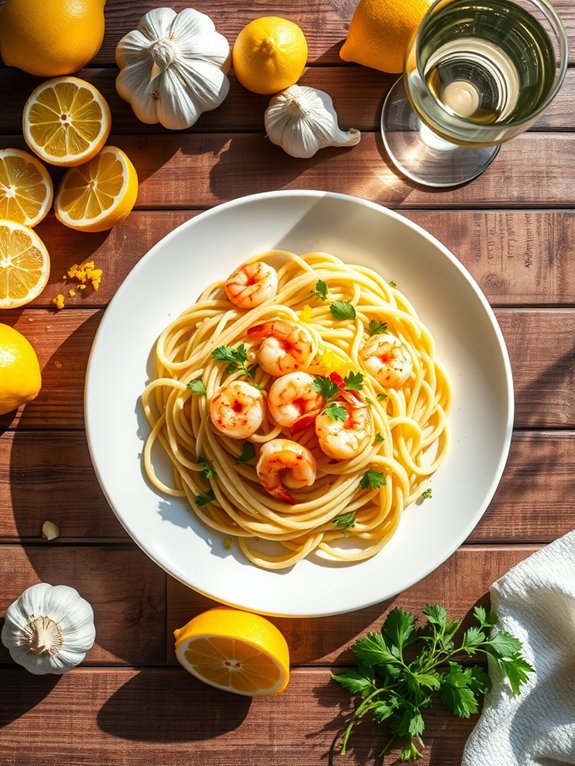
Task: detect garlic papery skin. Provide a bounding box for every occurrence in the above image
[264,85,361,159]
[1,583,96,675]
[115,7,230,130]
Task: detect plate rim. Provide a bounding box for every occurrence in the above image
[85,190,514,617]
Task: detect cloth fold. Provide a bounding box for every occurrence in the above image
[463,531,575,766]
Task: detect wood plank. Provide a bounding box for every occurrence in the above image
[1,431,572,542]
[21,210,575,309]
[0,546,165,665]
[75,0,575,66]
[0,308,572,429]
[0,66,572,134]
[1,132,574,210]
[0,666,474,766]
[167,545,534,666]
[0,431,126,539]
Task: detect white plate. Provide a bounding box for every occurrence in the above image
[85,191,513,617]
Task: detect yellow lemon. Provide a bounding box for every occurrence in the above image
[55,146,138,233]
[0,0,106,78]
[174,607,290,697]
[23,77,112,168]
[0,149,53,228]
[0,323,42,416]
[340,0,432,74]
[233,17,308,95]
[0,220,50,309]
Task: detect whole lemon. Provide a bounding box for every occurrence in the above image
[0,324,42,416]
[340,0,432,74]
[233,17,308,95]
[0,0,106,77]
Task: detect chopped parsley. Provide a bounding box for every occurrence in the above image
[312,376,340,400]
[313,279,329,301]
[360,470,387,490]
[187,379,207,395]
[234,441,256,464]
[376,392,388,401]
[198,458,216,481]
[369,319,388,336]
[329,301,357,321]
[195,490,215,507]
[374,432,385,444]
[420,488,433,500]
[212,344,251,376]
[325,402,348,421]
[333,511,356,531]
[389,280,397,288]
[344,371,364,391]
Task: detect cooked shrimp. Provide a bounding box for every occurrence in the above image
[256,438,317,504]
[268,372,323,431]
[224,261,278,309]
[315,397,372,460]
[247,320,314,377]
[209,381,265,439]
[360,332,412,388]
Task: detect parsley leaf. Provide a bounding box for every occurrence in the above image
[234,441,256,464]
[212,344,252,377]
[390,280,397,288]
[333,511,356,531]
[187,379,206,395]
[195,490,215,507]
[313,279,329,301]
[333,603,532,761]
[312,376,340,401]
[325,402,348,421]
[344,371,364,391]
[377,392,388,401]
[369,319,388,336]
[198,458,216,481]
[329,301,356,320]
[374,432,385,444]
[359,469,386,490]
[420,488,432,500]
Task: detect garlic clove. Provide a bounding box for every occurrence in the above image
[138,7,176,43]
[114,30,151,68]
[116,60,159,125]
[265,85,361,159]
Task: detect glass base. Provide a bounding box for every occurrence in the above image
[381,78,500,188]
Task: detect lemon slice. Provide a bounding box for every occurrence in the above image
[0,149,53,227]
[54,146,138,233]
[174,607,290,697]
[0,219,50,308]
[23,76,111,167]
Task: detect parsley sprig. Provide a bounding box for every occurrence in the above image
[313,279,329,301]
[212,344,259,382]
[234,441,256,464]
[333,511,356,531]
[325,402,347,422]
[330,300,356,321]
[187,379,207,395]
[332,605,533,761]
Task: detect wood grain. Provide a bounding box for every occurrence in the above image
[167,545,535,666]
[0,66,572,134]
[0,309,572,430]
[0,666,475,766]
[65,0,575,66]
[2,132,574,210]
[16,210,575,309]
[0,431,573,542]
[0,546,165,665]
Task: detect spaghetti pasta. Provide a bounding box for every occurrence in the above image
[142,251,451,570]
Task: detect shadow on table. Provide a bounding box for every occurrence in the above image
[97,670,251,742]
[0,671,60,728]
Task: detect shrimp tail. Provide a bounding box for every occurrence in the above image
[271,486,296,505]
[341,389,367,408]
[247,322,271,339]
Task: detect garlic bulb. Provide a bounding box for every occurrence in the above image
[115,8,230,130]
[264,85,361,159]
[1,583,96,675]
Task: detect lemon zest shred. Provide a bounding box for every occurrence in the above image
[52,294,65,310]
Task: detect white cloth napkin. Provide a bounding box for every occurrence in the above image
[462,531,575,766]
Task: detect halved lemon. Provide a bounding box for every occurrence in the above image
[174,607,290,697]
[0,219,51,308]
[23,77,112,167]
[0,149,53,227]
[54,146,138,233]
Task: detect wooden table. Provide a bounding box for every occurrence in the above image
[1,1,574,763]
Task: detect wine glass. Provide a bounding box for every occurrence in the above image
[381,0,568,188]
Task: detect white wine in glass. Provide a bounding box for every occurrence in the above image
[381,0,568,187]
